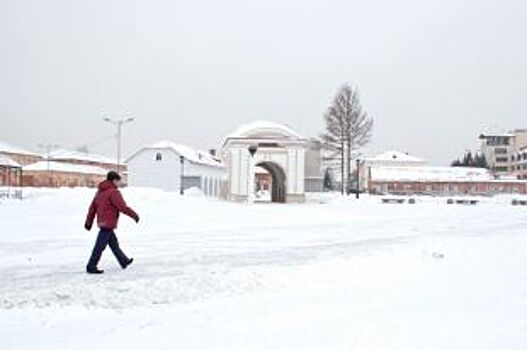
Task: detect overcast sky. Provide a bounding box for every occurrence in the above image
[1,0,525,164]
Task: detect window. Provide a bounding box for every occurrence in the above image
[155,153,162,161]
[487,137,511,146]
[496,157,508,163]
[494,148,508,155]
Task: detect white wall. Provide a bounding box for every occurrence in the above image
[127,148,225,196]
[225,146,305,198]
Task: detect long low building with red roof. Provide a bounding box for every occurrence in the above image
[366,165,527,196]
[0,141,42,165]
[0,140,122,188]
[22,161,108,188]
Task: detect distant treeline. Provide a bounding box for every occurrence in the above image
[451,150,488,169]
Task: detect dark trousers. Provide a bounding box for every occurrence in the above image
[87,229,129,270]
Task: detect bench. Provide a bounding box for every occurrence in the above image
[381,198,406,204]
[0,189,22,199]
[447,198,479,205]
[512,199,527,206]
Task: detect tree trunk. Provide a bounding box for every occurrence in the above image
[340,141,345,195]
[346,139,351,195]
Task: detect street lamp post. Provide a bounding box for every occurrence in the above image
[103,116,135,174]
[247,145,258,204]
[180,155,185,195]
[38,143,59,187]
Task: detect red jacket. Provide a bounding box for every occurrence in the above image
[85,180,139,230]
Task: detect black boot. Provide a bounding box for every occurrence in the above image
[122,258,134,269]
[87,267,104,274]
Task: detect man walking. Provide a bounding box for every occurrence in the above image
[85,171,140,274]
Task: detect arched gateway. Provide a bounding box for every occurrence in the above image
[256,161,286,203]
[222,120,311,203]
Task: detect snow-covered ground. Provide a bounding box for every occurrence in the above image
[1,188,527,349]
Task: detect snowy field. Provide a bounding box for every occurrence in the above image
[1,188,527,349]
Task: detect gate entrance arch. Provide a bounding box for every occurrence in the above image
[222,120,307,203]
[256,161,286,203]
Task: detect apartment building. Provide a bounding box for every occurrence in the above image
[479,129,527,177]
[511,146,527,179]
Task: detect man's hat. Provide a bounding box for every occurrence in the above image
[107,171,121,181]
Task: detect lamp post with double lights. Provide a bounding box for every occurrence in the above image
[103,115,135,174]
[38,143,59,187]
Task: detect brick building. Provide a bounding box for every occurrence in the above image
[367,166,527,196]
[0,154,23,197]
[0,141,42,165]
[1,141,125,188]
[22,161,107,188]
[48,149,122,173]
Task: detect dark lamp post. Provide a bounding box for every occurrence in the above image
[180,155,185,195]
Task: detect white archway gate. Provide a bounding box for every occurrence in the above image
[222,121,307,203]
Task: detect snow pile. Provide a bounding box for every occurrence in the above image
[371,165,493,182]
[184,186,205,197]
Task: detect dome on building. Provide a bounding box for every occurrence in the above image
[225,120,303,140]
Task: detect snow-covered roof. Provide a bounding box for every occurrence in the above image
[479,133,515,138]
[47,149,118,164]
[226,120,303,140]
[0,154,22,168]
[371,166,494,182]
[0,141,40,157]
[366,150,425,163]
[23,161,108,175]
[128,140,224,168]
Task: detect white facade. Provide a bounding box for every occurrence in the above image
[126,141,225,196]
[479,129,527,177]
[360,150,426,191]
[222,120,310,203]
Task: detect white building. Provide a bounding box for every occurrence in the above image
[479,129,527,177]
[359,150,426,191]
[222,120,323,203]
[126,141,225,196]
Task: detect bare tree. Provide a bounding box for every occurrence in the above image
[321,84,373,194]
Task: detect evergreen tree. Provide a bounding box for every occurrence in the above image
[451,151,488,169]
[462,151,473,166]
[451,159,462,167]
[474,153,489,168]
